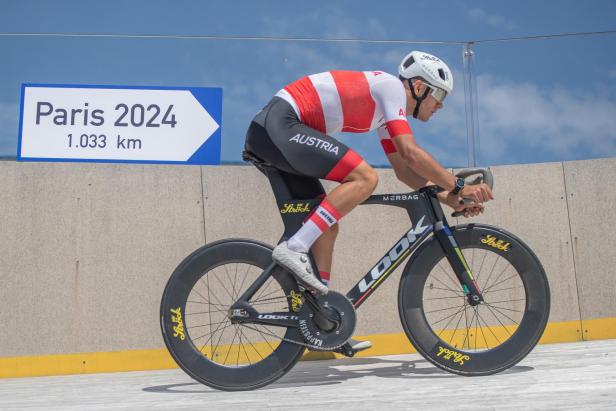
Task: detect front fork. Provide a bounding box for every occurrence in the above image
[433,221,484,306]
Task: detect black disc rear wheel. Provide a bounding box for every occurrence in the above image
[398,224,550,375]
[160,239,305,391]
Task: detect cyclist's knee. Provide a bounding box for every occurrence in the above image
[346,162,378,195]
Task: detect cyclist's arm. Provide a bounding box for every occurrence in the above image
[391,133,458,191]
[387,150,484,216]
[386,150,429,189]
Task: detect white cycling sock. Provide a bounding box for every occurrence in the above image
[287,199,342,253]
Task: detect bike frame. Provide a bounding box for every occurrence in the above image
[230,161,484,327]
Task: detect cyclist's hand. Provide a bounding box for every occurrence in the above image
[444,193,484,218]
[459,183,494,203]
[454,201,484,218]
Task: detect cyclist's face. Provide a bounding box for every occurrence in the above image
[408,80,444,122]
[416,88,443,122]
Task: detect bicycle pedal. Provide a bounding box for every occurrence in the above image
[333,343,356,358]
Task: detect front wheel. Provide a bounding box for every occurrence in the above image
[398,224,550,375]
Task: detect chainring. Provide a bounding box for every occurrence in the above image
[298,291,356,351]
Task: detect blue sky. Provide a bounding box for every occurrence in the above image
[1,0,615,167]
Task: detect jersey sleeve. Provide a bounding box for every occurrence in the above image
[378,126,397,154]
[372,77,413,154]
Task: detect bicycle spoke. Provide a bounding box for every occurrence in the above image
[252,287,285,303]
[485,298,526,305]
[463,301,472,349]
[484,303,521,324]
[461,305,477,350]
[186,309,228,316]
[434,304,468,339]
[436,261,462,290]
[188,319,228,329]
[238,326,266,361]
[424,295,467,301]
[192,321,233,346]
[253,277,276,303]
[425,285,465,296]
[221,325,241,365]
[212,268,236,303]
[426,304,466,315]
[476,309,500,347]
[478,252,501,293]
[230,264,239,302]
[473,249,489,284]
[483,304,513,337]
[483,273,519,294]
[483,285,524,295]
[235,263,253,300]
[482,262,511,295]
[449,303,467,346]
[211,315,234,361]
[186,301,231,311]
[429,275,464,296]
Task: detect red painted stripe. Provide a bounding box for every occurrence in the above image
[319,199,342,220]
[284,76,326,133]
[354,287,373,308]
[380,139,397,154]
[309,212,329,232]
[325,149,363,182]
[386,119,412,138]
[331,71,375,133]
[319,271,331,281]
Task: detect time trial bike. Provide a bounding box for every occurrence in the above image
[160,151,551,391]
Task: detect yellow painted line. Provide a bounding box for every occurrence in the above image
[1,317,615,379]
[581,317,616,341]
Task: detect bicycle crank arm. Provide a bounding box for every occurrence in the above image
[433,221,484,305]
[230,308,300,328]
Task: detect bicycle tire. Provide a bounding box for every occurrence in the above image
[160,238,305,391]
[398,224,550,376]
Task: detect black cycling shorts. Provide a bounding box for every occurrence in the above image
[244,97,363,199]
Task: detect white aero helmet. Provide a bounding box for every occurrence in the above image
[398,51,453,117]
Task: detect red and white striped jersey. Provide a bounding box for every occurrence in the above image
[275,70,412,154]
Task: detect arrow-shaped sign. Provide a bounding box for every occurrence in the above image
[18,84,222,165]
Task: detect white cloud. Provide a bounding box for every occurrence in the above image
[418,71,616,164]
[467,7,517,31]
[476,75,616,161]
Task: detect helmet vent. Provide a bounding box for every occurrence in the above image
[438,68,446,81]
[403,55,415,69]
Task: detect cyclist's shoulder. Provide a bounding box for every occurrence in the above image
[366,71,405,100]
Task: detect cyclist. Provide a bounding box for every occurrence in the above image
[244,51,493,351]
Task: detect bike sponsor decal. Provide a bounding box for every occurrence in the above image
[358,216,429,293]
[437,346,471,365]
[299,319,323,347]
[170,307,186,341]
[257,314,299,320]
[289,133,340,155]
[481,235,511,252]
[290,290,303,312]
[280,203,311,214]
[382,193,419,201]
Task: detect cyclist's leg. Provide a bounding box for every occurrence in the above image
[245,97,378,292]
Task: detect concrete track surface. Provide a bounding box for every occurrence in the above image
[1,340,615,410]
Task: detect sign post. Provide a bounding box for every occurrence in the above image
[18,84,222,165]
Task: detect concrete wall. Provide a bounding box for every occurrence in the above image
[1,157,615,359]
